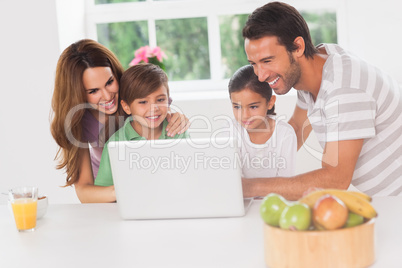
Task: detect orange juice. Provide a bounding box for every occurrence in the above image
[11,198,38,231]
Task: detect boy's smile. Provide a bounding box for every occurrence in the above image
[146,114,162,121]
[121,86,169,139]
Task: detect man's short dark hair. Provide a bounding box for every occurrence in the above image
[243,1,318,59]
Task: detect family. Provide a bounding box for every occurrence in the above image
[50,2,402,203]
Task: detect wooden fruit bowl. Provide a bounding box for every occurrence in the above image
[263,219,375,268]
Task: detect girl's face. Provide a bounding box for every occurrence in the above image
[121,85,169,134]
[82,67,119,115]
[231,88,276,130]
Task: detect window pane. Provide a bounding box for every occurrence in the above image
[219,12,336,79]
[155,18,210,81]
[219,14,249,79]
[95,0,144,4]
[301,11,337,45]
[97,21,149,68]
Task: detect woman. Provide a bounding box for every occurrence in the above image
[51,39,189,203]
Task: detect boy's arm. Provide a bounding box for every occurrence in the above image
[94,143,114,187]
[74,148,116,203]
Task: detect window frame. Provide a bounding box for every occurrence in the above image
[84,0,341,98]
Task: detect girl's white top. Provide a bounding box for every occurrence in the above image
[232,115,297,178]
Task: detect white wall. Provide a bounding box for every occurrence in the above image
[0,0,79,204]
[1,0,400,204]
[337,0,402,84]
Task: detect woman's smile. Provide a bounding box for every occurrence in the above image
[83,66,120,115]
[99,97,117,110]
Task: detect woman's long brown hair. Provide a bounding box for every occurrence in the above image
[50,39,124,186]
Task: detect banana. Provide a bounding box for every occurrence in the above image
[299,189,377,219]
[318,189,372,202]
[299,189,370,206]
[346,191,372,202]
[299,190,332,208]
[332,191,377,219]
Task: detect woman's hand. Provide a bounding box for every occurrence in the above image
[165,112,190,137]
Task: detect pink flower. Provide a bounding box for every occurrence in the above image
[150,46,167,62]
[129,45,167,66]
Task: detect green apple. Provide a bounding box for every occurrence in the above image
[279,202,311,230]
[344,212,364,228]
[260,193,288,227]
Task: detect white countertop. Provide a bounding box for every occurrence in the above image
[1,197,401,268]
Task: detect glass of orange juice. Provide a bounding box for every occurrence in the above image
[9,187,38,232]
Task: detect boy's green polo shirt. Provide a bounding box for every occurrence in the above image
[94,117,189,186]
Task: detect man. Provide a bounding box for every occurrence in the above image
[241,1,402,199]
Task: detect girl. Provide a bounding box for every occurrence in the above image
[51,39,189,203]
[95,63,189,186]
[228,65,296,178]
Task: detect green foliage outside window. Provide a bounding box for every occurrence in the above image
[301,12,337,46]
[96,10,337,82]
[97,21,149,68]
[219,14,249,79]
[156,18,210,81]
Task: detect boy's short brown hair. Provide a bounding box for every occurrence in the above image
[119,63,169,105]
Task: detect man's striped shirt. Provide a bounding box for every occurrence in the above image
[297,44,402,196]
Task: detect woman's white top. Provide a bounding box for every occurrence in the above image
[232,115,297,178]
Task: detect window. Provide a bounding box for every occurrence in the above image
[85,0,338,95]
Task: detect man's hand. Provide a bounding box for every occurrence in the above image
[239,139,364,200]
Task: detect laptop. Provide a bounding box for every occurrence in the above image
[108,137,252,220]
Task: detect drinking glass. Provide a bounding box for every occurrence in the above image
[9,187,38,232]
